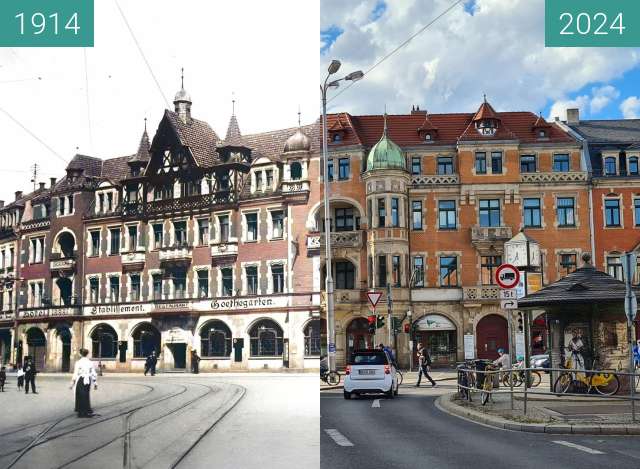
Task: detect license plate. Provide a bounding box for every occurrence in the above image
[358,369,375,375]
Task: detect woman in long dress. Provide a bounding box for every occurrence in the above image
[567,330,585,380]
[70,348,98,417]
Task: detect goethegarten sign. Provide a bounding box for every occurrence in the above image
[210,295,289,311]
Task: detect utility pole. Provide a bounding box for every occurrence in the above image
[30,164,38,192]
[622,252,637,422]
[386,283,392,346]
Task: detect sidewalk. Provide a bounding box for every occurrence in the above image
[437,389,640,435]
[320,368,457,390]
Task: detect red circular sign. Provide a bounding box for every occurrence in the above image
[495,264,520,289]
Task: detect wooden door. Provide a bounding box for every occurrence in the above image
[476,314,508,360]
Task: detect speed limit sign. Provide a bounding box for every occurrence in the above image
[495,264,520,289]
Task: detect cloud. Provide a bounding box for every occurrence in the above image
[621,97,640,119]
[548,96,590,122]
[547,86,620,121]
[322,0,640,117]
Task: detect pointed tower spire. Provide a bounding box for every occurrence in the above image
[383,105,388,137]
[297,105,301,127]
[173,67,192,123]
[129,119,151,165]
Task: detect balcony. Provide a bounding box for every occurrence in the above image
[210,241,238,264]
[50,257,76,272]
[306,231,362,252]
[281,180,310,193]
[120,192,236,219]
[158,245,192,265]
[121,251,146,271]
[520,172,587,183]
[412,174,459,186]
[463,285,500,304]
[21,218,50,232]
[470,226,512,252]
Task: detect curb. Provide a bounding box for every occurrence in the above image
[435,393,640,435]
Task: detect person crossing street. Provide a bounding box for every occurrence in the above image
[23,357,37,394]
[416,343,436,387]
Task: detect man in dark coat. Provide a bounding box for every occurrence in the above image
[24,357,37,394]
[191,350,201,374]
[147,351,158,376]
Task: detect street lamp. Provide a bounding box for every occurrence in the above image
[321,60,364,374]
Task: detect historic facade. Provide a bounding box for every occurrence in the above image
[0,83,322,372]
[322,100,589,368]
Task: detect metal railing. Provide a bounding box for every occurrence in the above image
[456,364,639,422]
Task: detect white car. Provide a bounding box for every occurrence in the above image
[343,349,399,399]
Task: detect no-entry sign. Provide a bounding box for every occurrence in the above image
[495,264,520,289]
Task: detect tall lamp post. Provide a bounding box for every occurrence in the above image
[321,60,363,373]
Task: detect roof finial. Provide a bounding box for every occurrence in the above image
[181,67,184,89]
[232,91,236,116]
[297,105,301,127]
[383,105,388,136]
[144,117,147,133]
[483,93,487,103]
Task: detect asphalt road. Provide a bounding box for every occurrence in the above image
[321,383,640,469]
[0,373,318,469]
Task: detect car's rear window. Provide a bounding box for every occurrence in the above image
[352,352,388,365]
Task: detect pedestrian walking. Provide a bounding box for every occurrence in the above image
[147,351,158,376]
[70,348,98,418]
[16,366,24,390]
[415,343,436,387]
[0,366,6,392]
[191,350,201,374]
[23,357,37,394]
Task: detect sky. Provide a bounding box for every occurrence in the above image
[0,0,319,202]
[321,0,640,122]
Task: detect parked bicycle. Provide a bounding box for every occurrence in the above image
[501,360,542,388]
[553,357,619,396]
[321,369,341,386]
[480,363,498,405]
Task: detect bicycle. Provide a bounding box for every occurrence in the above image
[395,368,404,386]
[321,369,341,386]
[553,357,619,396]
[501,362,542,388]
[456,361,475,401]
[480,363,498,405]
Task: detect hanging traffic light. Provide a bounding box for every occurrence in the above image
[367,315,376,334]
[376,315,385,329]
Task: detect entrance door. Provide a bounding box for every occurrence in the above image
[26,328,46,370]
[170,344,186,369]
[58,328,72,372]
[233,338,244,362]
[346,318,374,363]
[476,314,508,360]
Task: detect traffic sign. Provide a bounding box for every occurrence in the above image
[495,264,520,289]
[328,343,336,353]
[367,291,382,309]
[499,289,517,300]
[500,299,519,309]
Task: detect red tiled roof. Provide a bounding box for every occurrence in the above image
[327,110,575,147]
[472,101,500,122]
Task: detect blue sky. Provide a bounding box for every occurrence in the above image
[321,0,640,120]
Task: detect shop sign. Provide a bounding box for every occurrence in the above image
[21,307,79,318]
[85,303,152,315]
[209,295,289,311]
[415,314,456,331]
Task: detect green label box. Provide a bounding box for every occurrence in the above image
[546,0,640,47]
[0,0,94,47]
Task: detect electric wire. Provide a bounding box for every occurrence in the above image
[113,0,171,109]
[326,0,466,105]
[83,48,94,151]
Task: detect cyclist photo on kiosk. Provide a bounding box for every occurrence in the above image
[567,329,586,379]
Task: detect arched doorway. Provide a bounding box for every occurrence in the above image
[414,314,457,366]
[0,329,11,365]
[57,327,72,372]
[345,317,373,362]
[132,323,161,358]
[200,320,232,357]
[476,314,508,360]
[90,324,118,359]
[26,328,46,370]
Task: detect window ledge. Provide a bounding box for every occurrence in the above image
[200,356,231,360]
[248,356,283,360]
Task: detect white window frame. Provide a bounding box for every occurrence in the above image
[107,273,122,303]
[242,209,260,243]
[266,259,287,294]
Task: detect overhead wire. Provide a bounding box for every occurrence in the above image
[83,48,94,152]
[113,0,171,109]
[326,0,466,105]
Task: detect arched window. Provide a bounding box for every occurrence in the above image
[249,319,283,357]
[290,162,302,180]
[91,324,118,359]
[304,319,326,357]
[132,323,160,358]
[57,231,76,258]
[604,157,617,175]
[200,320,232,357]
[26,327,46,346]
[629,157,639,176]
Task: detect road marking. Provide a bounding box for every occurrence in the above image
[552,441,605,454]
[324,429,354,447]
[372,399,380,408]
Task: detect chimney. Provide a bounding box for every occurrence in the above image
[411,105,427,116]
[567,108,580,125]
[50,177,57,188]
[39,182,46,190]
[14,191,22,201]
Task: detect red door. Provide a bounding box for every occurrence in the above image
[346,318,374,362]
[476,314,508,360]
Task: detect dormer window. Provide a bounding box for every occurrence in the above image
[604,157,617,176]
[425,133,432,141]
[332,133,342,142]
[629,157,639,176]
[476,119,498,136]
[538,130,546,138]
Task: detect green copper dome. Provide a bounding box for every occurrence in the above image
[366,115,406,171]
